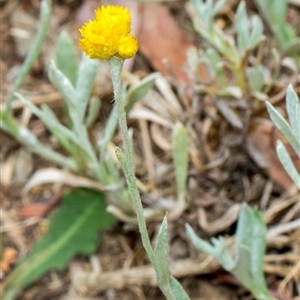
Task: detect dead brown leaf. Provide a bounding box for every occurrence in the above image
[138,3,194,83]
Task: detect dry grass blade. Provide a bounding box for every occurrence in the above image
[197,204,241,234]
[23,168,120,194]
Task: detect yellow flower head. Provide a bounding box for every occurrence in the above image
[79,5,138,60]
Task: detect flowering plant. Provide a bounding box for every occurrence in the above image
[78,5,190,300]
[3,2,169,298]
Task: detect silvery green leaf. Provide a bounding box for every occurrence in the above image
[185,224,234,270]
[255,0,296,51]
[286,85,300,144]
[248,15,263,49]
[172,122,189,199]
[276,140,300,189]
[14,92,82,151]
[154,217,171,287]
[85,96,101,128]
[169,277,190,300]
[55,31,78,86]
[235,204,267,286]
[48,61,76,107]
[210,237,236,270]
[186,204,277,300]
[100,106,118,162]
[247,65,264,92]
[125,73,159,112]
[41,105,73,152]
[190,0,211,31]
[76,54,99,122]
[236,1,249,53]
[231,245,253,288]
[185,224,215,253]
[204,0,214,24]
[234,204,278,300]
[236,3,263,53]
[266,102,300,156]
[232,246,271,300]
[153,218,191,299]
[202,48,227,85]
[212,0,226,15]
[15,123,77,171]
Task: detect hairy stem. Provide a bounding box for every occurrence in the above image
[108,57,154,262]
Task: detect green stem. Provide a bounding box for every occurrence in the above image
[231,60,247,93]
[108,57,154,262]
[233,68,246,92]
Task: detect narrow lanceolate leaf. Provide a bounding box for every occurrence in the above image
[248,15,263,50]
[286,85,300,147]
[276,141,300,189]
[234,204,267,290]
[154,217,191,300]
[169,277,191,300]
[247,66,264,92]
[3,188,115,296]
[154,217,171,288]
[255,0,296,51]
[14,92,81,150]
[186,223,234,270]
[236,1,249,53]
[172,122,189,199]
[76,54,99,122]
[48,61,76,107]
[55,31,78,86]
[266,102,300,157]
[125,72,159,112]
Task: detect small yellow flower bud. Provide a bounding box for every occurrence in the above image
[79,5,138,60]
